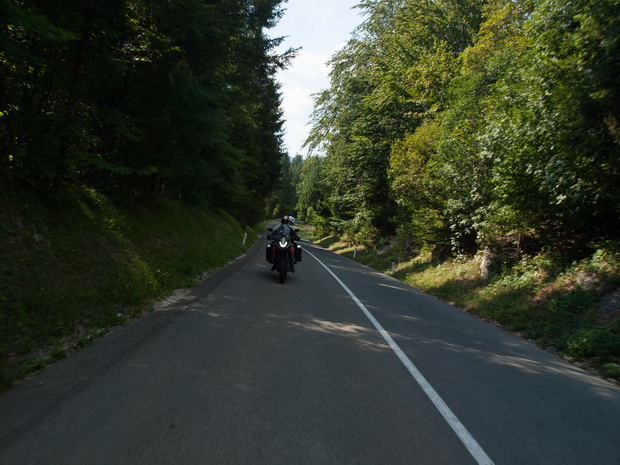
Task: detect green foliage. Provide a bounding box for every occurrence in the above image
[481,0,620,242]
[474,246,620,363]
[305,0,486,244]
[268,154,303,217]
[602,363,620,378]
[301,0,619,260]
[389,120,449,251]
[0,0,294,223]
[295,156,330,222]
[389,120,442,211]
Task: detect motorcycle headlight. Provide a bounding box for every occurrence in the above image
[278,237,289,249]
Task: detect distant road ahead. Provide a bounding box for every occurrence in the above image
[1,234,619,464]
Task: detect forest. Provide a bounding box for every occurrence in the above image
[4,0,618,259]
[295,0,620,260]
[1,0,620,384]
[1,0,294,224]
[0,0,296,387]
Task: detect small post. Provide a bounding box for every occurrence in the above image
[353,248,357,259]
[242,232,247,245]
[391,262,395,273]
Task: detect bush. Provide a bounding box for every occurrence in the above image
[566,327,620,360]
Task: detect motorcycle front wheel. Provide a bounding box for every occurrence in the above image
[278,256,287,283]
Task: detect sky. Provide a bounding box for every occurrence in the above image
[268,0,365,158]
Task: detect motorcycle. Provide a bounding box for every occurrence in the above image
[266,225,302,283]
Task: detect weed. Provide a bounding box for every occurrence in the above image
[601,363,620,378]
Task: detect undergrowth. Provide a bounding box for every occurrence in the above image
[0,185,256,390]
[300,225,620,383]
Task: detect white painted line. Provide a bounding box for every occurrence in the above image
[306,249,494,465]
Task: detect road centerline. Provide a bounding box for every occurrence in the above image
[306,248,494,465]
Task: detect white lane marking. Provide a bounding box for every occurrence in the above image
[306,249,494,465]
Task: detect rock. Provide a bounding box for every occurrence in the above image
[576,271,602,290]
[598,288,620,315]
[480,246,493,278]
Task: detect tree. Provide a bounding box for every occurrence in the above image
[306,0,485,243]
[388,120,448,251]
[432,0,535,250]
[1,0,293,223]
[481,0,620,244]
[295,155,333,233]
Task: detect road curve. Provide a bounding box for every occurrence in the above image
[0,233,619,464]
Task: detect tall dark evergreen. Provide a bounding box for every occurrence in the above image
[0,0,293,223]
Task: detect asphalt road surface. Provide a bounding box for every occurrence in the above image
[1,232,619,464]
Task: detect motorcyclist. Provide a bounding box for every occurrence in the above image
[268,215,300,240]
[268,215,301,271]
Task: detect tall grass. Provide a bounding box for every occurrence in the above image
[0,185,256,389]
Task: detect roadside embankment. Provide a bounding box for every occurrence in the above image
[0,185,258,390]
[299,225,620,385]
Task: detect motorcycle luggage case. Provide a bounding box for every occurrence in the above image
[295,244,302,262]
[266,244,272,262]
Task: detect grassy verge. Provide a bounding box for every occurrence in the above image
[0,185,258,390]
[298,225,620,383]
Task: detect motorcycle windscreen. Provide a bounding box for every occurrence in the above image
[274,224,291,239]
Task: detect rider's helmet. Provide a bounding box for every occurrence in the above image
[281,215,291,224]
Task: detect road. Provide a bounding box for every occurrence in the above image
[1,232,619,464]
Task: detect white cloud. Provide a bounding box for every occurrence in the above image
[276,49,331,156]
[270,0,363,157]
